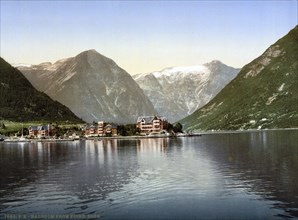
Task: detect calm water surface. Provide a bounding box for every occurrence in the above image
[0,130,297,219]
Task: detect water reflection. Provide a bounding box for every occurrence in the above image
[56,140,139,204]
[0,140,140,216]
[136,138,169,154]
[0,130,297,219]
[198,130,298,218]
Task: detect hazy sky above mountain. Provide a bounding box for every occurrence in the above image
[1,1,297,74]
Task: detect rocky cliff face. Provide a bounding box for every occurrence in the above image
[19,50,156,123]
[133,61,240,122]
[180,25,298,130]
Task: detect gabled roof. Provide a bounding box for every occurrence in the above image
[137,115,168,123]
[137,116,155,124]
[29,125,51,131]
[159,116,168,121]
[104,123,117,129]
[29,126,38,131]
[40,125,49,130]
[85,124,98,129]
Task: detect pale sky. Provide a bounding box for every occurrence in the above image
[0,0,297,74]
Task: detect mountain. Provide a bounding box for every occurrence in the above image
[180,25,298,131]
[0,57,82,122]
[133,61,240,122]
[18,50,156,124]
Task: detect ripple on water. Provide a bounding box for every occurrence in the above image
[1,133,298,219]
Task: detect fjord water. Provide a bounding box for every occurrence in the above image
[0,130,297,219]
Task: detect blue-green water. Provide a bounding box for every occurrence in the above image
[0,130,297,219]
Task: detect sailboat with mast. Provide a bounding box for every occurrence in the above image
[19,123,30,142]
[5,123,31,142]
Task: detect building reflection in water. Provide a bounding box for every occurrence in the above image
[54,139,140,202]
[1,131,297,218]
[136,138,169,154]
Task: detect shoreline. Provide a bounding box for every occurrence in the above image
[1,128,297,143]
[195,127,298,135]
[84,134,201,141]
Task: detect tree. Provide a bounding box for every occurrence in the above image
[117,125,127,136]
[117,124,138,136]
[173,123,183,133]
[0,122,5,129]
[167,123,173,132]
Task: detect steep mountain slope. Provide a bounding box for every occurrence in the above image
[19,50,156,123]
[180,25,298,131]
[133,61,240,122]
[0,57,82,122]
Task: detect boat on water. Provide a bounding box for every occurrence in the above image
[31,138,75,142]
[19,136,31,142]
[3,123,31,143]
[4,136,31,143]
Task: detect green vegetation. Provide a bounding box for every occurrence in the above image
[173,123,183,133]
[54,123,85,138]
[1,120,185,137]
[0,121,24,135]
[0,121,5,129]
[0,57,83,123]
[0,120,85,136]
[180,25,298,131]
[167,122,183,133]
[117,124,140,136]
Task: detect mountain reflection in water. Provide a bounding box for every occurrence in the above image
[187,130,298,218]
[0,130,297,219]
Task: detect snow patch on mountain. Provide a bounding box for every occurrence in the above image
[278,83,285,92]
[152,65,209,78]
[12,63,32,68]
[134,61,240,122]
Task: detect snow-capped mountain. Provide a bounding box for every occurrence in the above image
[18,49,156,123]
[133,61,240,122]
[12,63,32,68]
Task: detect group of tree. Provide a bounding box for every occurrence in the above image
[167,122,183,133]
[117,122,183,136]
[117,124,140,136]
